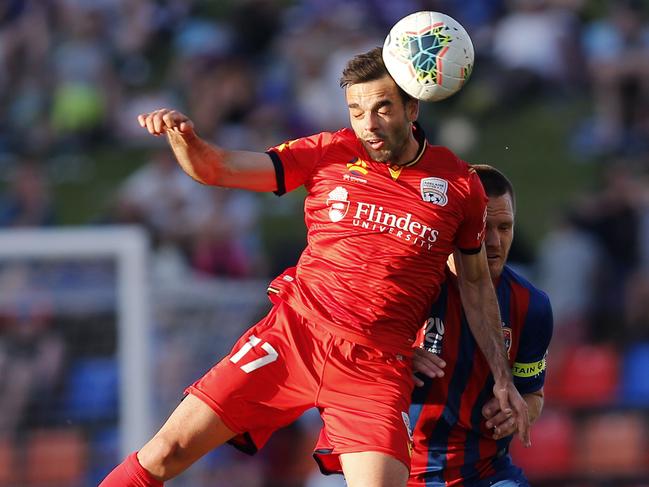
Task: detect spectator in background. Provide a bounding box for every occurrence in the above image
[0,1,51,152]
[536,208,599,345]
[113,148,202,242]
[620,168,649,344]
[570,164,643,343]
[189,189,266,278]
[114,147,266,280]
[282,3,381,132]
[0,159,56,227]
[112,148,208,281]
[0,282,65,434]
[49,3,120,149]
[623,270,649,343]
[488,0,583,105]
[581,0,649,155]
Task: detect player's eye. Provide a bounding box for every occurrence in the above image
[351,111,364,119]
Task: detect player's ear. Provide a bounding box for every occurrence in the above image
[406,98,419,123]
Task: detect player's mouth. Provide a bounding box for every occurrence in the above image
[366,138,385,150]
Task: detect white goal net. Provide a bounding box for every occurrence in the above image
[0,226,343,487]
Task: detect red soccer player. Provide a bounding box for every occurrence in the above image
[100,47,529,487]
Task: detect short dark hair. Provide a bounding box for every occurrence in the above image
[471,164,516,213]
[340,47,414,104]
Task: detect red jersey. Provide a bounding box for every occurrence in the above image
[266,124,487,354]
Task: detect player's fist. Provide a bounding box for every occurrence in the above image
[492,379,530,447]
[137,109,196,138]
[482,397,517,440]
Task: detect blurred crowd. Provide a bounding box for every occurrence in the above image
[0,0,647,331]
[0,0,649,485]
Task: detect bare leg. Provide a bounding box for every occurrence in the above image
[137,394,236,481]
[340,451,409,487]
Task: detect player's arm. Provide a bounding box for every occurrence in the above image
[454,247,531,447]
[483,287,553,440]
[137,109,277,192]
[483,389,544,440]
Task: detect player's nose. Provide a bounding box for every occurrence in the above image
[363,112,380,131]
[485,229,499,248]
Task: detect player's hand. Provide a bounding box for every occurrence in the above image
[137,109,196,138]
[482,397,518,440]
[412,347,446,387]
[492,379,530,447]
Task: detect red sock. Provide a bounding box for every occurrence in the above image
[99,451,163,487]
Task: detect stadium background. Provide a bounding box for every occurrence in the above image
[0,0,648,486]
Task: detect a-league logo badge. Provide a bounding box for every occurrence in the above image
[326,186,350,222]
[420,177,448,206]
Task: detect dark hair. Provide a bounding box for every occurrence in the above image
[340,47,414,104]
[471,164,516,213]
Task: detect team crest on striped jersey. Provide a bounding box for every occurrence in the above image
[420,177,448,206]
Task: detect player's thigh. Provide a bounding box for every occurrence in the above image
[138,393,235,475]
[317,341,414,473]
[340,451,409,487]
[187,302,319,435]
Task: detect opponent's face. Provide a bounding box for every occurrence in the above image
[484,193,515,279]
[345,76,418,163]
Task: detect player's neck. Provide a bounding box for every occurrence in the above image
[392,122,425,167]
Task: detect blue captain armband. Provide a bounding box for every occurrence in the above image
[512,357,546,378]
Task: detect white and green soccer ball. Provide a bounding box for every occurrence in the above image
[383,11,474,102]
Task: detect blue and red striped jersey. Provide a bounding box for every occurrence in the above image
[409,265,553,486]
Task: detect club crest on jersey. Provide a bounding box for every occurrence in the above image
[420,177,448,206]
[326,186,350,222]
[502,326,512,359]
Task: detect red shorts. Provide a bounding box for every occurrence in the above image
[186,301,415,472]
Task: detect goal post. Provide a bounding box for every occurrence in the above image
[0,225,153,457]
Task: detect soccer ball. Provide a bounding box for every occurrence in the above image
[382,11,474,102]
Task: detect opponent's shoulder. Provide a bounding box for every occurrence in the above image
[502,265,552,312]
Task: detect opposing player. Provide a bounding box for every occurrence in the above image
[100,48,529,487]
[409,165,553,486]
